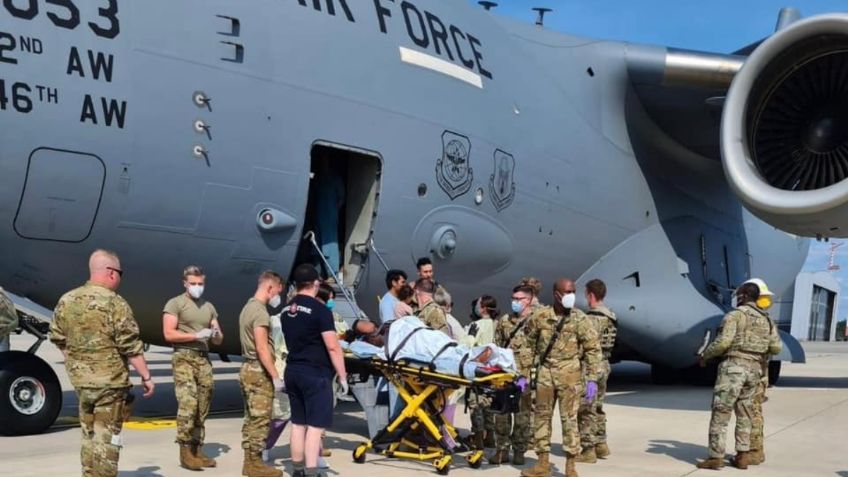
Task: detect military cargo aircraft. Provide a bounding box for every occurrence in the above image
[0,0,842,435]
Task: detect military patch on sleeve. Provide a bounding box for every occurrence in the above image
[436,131,473,199]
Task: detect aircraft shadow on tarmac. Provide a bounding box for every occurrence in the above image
[773,376,848,389]
[118,466,165,477]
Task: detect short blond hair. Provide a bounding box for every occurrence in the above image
[183,265,205,279]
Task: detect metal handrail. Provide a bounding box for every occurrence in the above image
[303,231,362,319]
[368,237,390,273]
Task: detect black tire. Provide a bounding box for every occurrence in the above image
[0,351,62,436]
[768,361,781,386]
[650,364,679,385]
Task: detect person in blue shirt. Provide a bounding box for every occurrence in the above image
[379,269,407,322]
[280,264,348,477]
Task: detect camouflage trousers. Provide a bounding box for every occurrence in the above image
[172,349,214,445]
[468,390,495,437]
[707,357,761,458]
[533,364,582,456]
[494,391,532,452]
[239,359,273,454]
[579,360,610,447]
[750,372,768,451]
[77,386,129,477]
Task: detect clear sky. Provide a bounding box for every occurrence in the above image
[476,0,848,321]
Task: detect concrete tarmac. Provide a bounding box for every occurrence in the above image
[3,335,848,477]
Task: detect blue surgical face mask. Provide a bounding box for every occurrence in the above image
[326,299,335,311]
[511,300,523,314]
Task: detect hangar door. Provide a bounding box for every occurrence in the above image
[14,148,105,242]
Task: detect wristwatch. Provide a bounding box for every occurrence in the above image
[141,376,152,382]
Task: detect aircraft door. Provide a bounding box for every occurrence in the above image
[13,148,105,242]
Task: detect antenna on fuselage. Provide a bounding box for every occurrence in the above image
[532,7,552,27]
[478,1,498,10]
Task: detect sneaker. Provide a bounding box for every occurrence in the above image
[317,457,330,469]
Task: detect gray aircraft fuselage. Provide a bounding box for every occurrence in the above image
[0,1,809,367]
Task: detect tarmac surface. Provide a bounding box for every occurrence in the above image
[3,335,848,477]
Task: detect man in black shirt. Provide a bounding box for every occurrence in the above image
[280,264,347,477]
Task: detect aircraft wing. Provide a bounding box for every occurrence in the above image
[4,289,53,322]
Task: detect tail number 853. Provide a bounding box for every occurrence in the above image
[2,0,119,40]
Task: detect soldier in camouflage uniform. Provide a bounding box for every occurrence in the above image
[414,279,450,335]
[522,278,601,477]
[489,285,537,465]
[239,271,285,477]
[576,279,617,463]
[49,250,155,477]
[696,282,781,470]
[0,287,18,352]
[741,278,777,466]
[162,265,223,470]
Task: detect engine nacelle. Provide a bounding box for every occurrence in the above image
[722,14,848,238]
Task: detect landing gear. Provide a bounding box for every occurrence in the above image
[0,350,62,435]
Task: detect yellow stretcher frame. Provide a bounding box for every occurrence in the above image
[349,356,517,475]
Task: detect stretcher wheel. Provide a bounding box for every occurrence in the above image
[353,443,368,463]
[467,450,484,469]
[434,455,452,475]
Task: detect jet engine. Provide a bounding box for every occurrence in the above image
[722,14,848,238]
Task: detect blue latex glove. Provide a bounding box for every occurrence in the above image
[585,381,598,402]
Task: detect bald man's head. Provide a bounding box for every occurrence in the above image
[553,278,575,294]
[89,249,122,290]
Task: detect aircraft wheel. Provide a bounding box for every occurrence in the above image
[768,361,781,386]
[650,364,679,385]
[0,351,62,435]
[352,443,368,463]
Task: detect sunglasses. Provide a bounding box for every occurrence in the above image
[107,266,124,277]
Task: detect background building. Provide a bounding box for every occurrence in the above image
[790,272,840,342]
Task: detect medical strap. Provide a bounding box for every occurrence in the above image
[429,342,458,369]
[386,326,426,363]
[505,317,528,348]
[538,312,570,368]
[458,353,471,379]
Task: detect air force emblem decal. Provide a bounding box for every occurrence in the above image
[489,149,516,211]
[436,131,473,200]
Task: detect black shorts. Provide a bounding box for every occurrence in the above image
[284,367,334,429]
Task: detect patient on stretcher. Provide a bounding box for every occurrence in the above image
[344,316,517,378]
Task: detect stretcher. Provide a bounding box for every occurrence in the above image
[346,354,521,475]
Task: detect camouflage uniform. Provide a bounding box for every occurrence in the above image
[493,312,535,453]
[578,305,616,449]
[416,300,450,335]
[49,282,144,477]
[701,304,781,459]
[750,314,778,455]
[0,288,18,352]
[239,298,274,454]
[527,307,601,457]
[164,294,217,446]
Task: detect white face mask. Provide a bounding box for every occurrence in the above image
[187,285,204,299]
[269,294,281,308]
[560,292,576,309]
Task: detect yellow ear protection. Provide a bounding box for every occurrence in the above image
[757,296,773,310]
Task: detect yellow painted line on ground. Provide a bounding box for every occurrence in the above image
[124,419,177,430]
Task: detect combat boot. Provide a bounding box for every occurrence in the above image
[242,451,283,477]
[472,432,485,450]
[192,444,217,468]
[732,451,750,470]
[574,447,597,463]
[695,457,724,470]
[180,444,203,471]
[520,452,551,477]
[748,448,764,465]
[564,456,579,477]
[595,442,611,458]
[488,449,510,464]
[512,449,525,466]
[483,431,496,448]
